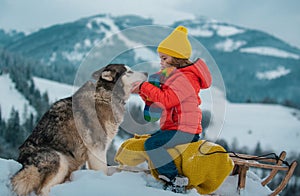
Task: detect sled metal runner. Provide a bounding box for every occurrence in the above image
[230,151,297,196]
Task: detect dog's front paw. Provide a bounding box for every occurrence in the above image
[107,166,121,176]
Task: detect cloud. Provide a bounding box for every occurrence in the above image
[0,0,192,31]
[176,0,300,48]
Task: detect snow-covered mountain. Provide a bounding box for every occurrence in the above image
[1,14,300,108]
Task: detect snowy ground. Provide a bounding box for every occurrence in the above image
[219,103,300,154]
[0,158,272,196]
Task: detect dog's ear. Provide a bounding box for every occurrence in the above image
[101,71,114,81]
[92,67,105,80]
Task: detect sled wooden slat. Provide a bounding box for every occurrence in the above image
[237,165,248,190]
[271,161,297,196]
[230,153,281,163]
[108,165,151,174]
[231,158,290,170]
[261,151,286,186]
[230,151,297,196]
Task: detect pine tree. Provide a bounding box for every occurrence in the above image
[41,91,50,113]
[5,108,22,147]
[0,105,6,137]
[254,142,262,155]
[230,137,239,152]
[23,113,34,135]
[216,139,229,151]
[201,110,211,138]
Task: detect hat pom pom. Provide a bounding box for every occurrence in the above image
[176,26,188,34]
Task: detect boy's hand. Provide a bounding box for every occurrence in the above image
[131,81,143,94]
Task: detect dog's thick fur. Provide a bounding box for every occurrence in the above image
[11,64,147,196]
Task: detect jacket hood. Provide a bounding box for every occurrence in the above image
[179,58,212,89]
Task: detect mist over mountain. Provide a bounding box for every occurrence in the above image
[0,29,25,47]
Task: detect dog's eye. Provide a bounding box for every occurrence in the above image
[126,71,133,74]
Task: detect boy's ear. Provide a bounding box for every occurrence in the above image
[101,71,114,81]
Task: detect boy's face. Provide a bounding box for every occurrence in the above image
[158,52,173,69]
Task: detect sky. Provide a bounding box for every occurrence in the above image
[0,0,300,48]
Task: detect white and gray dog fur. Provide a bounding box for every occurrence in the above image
[11,64,147,196]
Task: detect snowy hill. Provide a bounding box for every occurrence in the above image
[32,77,76,103]
[0,74,75,122]
[0,74,36,123]
[2,74,299,155]
[33,76,300,155]
[0,158,273,196]
[1,69,300,158]
[219,103,300,154]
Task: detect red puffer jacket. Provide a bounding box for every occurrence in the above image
[139,58,212,134]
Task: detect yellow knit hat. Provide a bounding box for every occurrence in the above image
[157,25,192,59]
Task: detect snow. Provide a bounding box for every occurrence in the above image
[62,50,86,64]
[32,77,76,104]
[189,27,214,37]
[2,74,300,155]
[256,66,291,80]
[86,16,118,37]
[212,24,245,37]
[49,52,57,63]
[240,46,300,59]
[74,42,81,50]
[112,29,158,63]
[86,16,159,64]
[0,74,76,122]
[63,16,124,65]
[1,74,299,195]
[0,74,36,122]
[0,158,273,196]
[215,38,247,52]
[219,103,300,154]
[188,23,245,38]
[213,171,272,196]
[0,159,22,196]
[84,39,92,48]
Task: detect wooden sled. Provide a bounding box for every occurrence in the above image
[230,151,297,196]
[108,165,150,175]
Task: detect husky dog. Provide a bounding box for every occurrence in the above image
[11,64,147,196]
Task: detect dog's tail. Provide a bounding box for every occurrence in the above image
[11,151,69,196]
[11,165,41,196]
